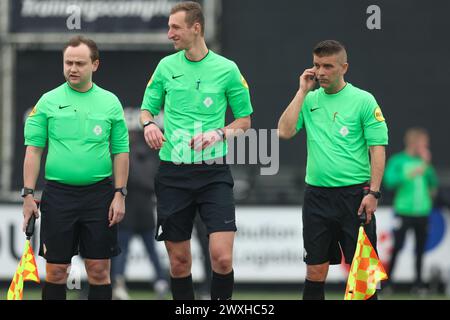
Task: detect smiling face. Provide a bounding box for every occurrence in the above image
[63,43,99,92]
[167,11,200,51]
[313,52,348,93]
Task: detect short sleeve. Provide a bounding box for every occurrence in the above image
[110,97,130,154]
[24,96,49,147]
[226,63,253,119]
[361,94,388,146]
[295,93,312,133]
[141,63,165,116]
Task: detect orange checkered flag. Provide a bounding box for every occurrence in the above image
[7,201,40,300]
[344,223,388,300]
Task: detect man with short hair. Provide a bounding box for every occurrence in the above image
[140,1,253,300]
[22,35,129,300]
[278,40,388,299]
[384,127,438,293]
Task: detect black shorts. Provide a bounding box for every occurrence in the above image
[154,161,236,242]
[39,178,120,264]
[302,182,377,265]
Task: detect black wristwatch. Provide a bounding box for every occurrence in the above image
[364,189,382,199]
[21,187,34,198]
[143,120,156,128]
[114,187,128,197]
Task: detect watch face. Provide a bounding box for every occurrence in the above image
[21,188,34,197]
[116,187,127,196]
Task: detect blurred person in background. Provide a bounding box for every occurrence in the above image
[278,40,388,300]
[111,130,169,300]
[384,127,438,293]
[140,1,252,300]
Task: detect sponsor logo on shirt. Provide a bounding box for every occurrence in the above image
[374,106,385,122]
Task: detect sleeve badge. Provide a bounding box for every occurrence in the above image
[374,106,385,122]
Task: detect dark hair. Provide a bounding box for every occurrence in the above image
[63,36,99,62]
[313,40,346,57]
[170,1,205,36]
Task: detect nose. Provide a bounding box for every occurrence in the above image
[168,28,174,40]
[316,67,325,77]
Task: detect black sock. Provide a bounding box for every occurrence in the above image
[303,279,325,300]
[171,275,195,300]
[42,282,66,300]
[88,284,112,300]
[211,270,234,300]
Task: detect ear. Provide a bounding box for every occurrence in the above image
[92,59,99,72]
[194,22,201,35]
[341,62,349,75]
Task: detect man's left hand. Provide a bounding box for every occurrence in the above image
[357,194,378,225]
[189,130,223,152]
[108,193,126,227]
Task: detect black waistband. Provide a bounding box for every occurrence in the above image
[46,177,112,190]
[306,181,369,191]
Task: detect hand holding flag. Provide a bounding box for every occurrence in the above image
[7,200,41,300]
[344,211,388,300]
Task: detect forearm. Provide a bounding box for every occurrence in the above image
[113,153,129,188]
[369,145,386,191]
[278,90,306,139]
[140,110,155,126]
[223,116,251,139]
[23,146,44,189]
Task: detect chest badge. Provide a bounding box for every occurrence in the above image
[93,125,103,136]
[340,126,349,137]
[203,97,214,108]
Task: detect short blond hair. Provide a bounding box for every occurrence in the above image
[171,1,205,36]
[404,127,429,146]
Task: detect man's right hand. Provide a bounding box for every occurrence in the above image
[143,123,166,150]
[299,67,317,94]
[418,147,432,164]
[22,196,39,232]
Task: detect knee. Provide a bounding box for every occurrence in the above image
[86,262,110,284]
[306,265,328,282]
[169,254,191,277]
[46,264,70,284]
[211,253,233,274]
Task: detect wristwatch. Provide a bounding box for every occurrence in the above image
[114,187,128,197]
[143,120,156,128]
[21,187,34,198]
[364,189,382,199]
[215,128,226,141]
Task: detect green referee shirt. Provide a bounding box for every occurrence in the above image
[141,50,253,163]
[296,83,388,187]
[24,82,129,186]
[384,152,438,216]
